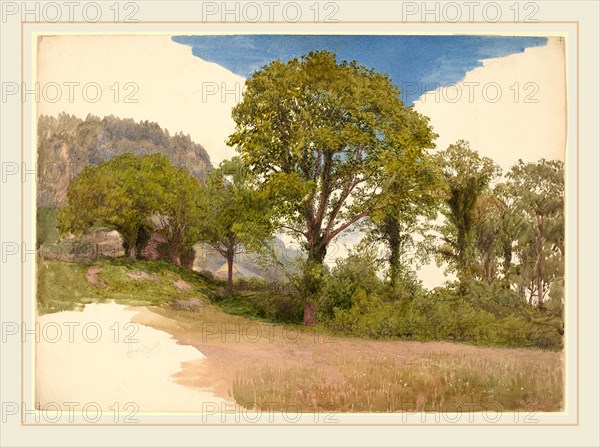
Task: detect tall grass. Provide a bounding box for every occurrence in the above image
[232,350,563,412]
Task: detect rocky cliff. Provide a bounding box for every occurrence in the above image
[37,113,212,207]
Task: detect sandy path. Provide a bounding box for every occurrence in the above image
[36,301,232,411]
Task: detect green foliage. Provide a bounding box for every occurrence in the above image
[471,194,505,282]
[228,50,436,323]
[329,290,397,339]
[151,161,203,265]
[321,278,562,350]
[546,278,564,317]
[195,157,273,291]
[506,159,564,307]
[37,58,566,351]
[57,153,201,263]
[36,207,60,248]
[461,280,526,317]
[318,244,382,319]
[435,140,501,284]
[37,113,210,207]
[215,288,303,323]
[366,142,444,287]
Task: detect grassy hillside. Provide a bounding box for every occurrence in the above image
[37,259,301,322]
[37,258,562,350]
[36,259,218,314]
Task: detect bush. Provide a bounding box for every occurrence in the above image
[321,280,563,350]
[318,246,383,321]
[463,280,526,318]
[215,286,304,324]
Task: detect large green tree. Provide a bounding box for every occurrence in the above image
[153,165,203,266]
[487,183,529,285]
[195,157,272,292]
[58,153,201,263]
[366,153,442,288]
[435,140,501,287]
[227,51,436,324]
[471,193,512,284]
[506,159,564,308]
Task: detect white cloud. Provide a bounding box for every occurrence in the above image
[37,35,245,165]
[413,37,566,288]
[414,37,566,172]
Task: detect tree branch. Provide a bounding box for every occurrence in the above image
[280,225,307,238]
[324,174,370,236]
[314,153,332,228]
[325,208,370,245]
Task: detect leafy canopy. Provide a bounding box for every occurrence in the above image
[195,157,273,289]
[228,50,437,263]
[434,140,501,283]
[58,153,201,260]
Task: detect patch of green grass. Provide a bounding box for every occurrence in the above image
[216,294,272,321]
[36,258,301,323]
[213,290,302,324]
[36,259,218,314]
[212,287,304,324]
[37,259,102,314]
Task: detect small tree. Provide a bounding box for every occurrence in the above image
[490,183,528,284]
[471,194,504,283]
[366,151,442,288]
[506,159,564,308]
[196,157,272,292]
[153,165,203,266]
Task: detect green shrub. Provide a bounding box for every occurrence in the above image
[321,280,563,350]
[216,287,304,323]
[318,246,383,320]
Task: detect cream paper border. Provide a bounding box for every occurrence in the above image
[1,1,598,446]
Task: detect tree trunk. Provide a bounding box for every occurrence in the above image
[227,251,234,293]
[302,242,327,326]
[502,241,512,286]
[385,215,401,288]
[456,229,468,290]
[536,214,544,308]
[529,279,535,306]
[134,226,150,259]
[171,241,182,267]
[482,252,495,283]
[303,302,317,326]
[124,241,137,260]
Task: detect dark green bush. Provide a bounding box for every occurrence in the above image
[321,279,563,350]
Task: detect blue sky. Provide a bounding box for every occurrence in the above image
[172,35,548,104]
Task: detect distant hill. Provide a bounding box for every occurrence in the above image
[37,113,212,207]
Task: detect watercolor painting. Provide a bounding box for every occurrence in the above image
[35,34,566,415]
